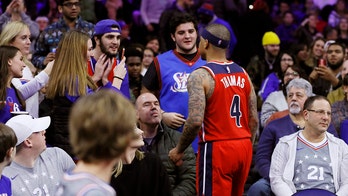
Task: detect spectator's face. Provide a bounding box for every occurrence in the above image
[59,0,81,21]
[8,51,26,79]
[304,99,331,133]
[11,27,31,56]
[287,87,308,115]
[126,56,142,78]
[183,0,195,8]
[283,12,294,25]
[87,39,93,59]
[265,44,280,57]
[341,60,348,79]
[171,22,197,54]
[136,93,162,126]
[283,67,300,84]
[326,45,345,70]
[36,18,49,31]
[297,45,309,61]
[98,32,121,58]
[29,130,47,153]
[146,39,159,53]
[339,18,348,31]
[308,15,318,28]
[142,49,154,68]
[280,53,294,72]
[312,39,325,58]
[129,128,144,148]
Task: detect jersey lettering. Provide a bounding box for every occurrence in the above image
[230,95,242,127]
[171,72,190,92]
[308,166,324,180]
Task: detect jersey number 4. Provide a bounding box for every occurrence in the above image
[230,95,242,127]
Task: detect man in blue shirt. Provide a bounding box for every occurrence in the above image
[32,0,94,70]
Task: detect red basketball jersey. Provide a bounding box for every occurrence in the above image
[199,61,252,142]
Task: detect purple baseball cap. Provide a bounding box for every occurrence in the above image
[94,19,121,36]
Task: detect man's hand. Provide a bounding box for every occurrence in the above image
[113,56,127,79]
[162,112,186,129]
[92,54,108,83]
[169,147,184,166]
[43,52,55,66]
[315,66,337,85]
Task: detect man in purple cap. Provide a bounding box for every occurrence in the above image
[32,0,94,70]
[3,115,75,195]
[89,19,130,98]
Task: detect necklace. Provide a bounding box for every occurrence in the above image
[265,57,275,70]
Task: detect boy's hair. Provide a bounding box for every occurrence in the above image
[69,90,136,163]
[0,124,17,162]
[169,13,198,35]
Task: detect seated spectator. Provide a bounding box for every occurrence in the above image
[249,79,337,196]
[327,59,348,104]
[197,2,237,59]
[295,11,322,47]
[259,51,295,102]
[331,75,348,136]
[141,47,155,76]
[260,65,302,127]
[0,0,39,52]
[145,35,161,55]
[136,93,196,195]
[270,95,348,196]
[56,90,136,195]
[275,11,298,50]
[309,41,345,96]
[0,45,53,123]
[3,115,75,195]
[0,124,17,195]
[110,127,172,196]
[303,37,325,76]
[125,46,143,103]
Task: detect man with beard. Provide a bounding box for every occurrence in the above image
[89,19,130,98]
[309,41,346,96]
[141,13,205,152]
[32,0,94,70]
[247,78,338,196]
[246,31,281,109]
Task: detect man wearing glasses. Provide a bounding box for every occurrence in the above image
[270,95,348,196]
[32,0,94,70]
[248,78,338,196]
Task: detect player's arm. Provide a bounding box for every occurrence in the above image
[176,69,208,153]
[247,75,259,145]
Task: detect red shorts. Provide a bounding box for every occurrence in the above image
[196,138,252,196]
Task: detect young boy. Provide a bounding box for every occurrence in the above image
[55,89,136,195]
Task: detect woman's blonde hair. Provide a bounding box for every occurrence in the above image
[0,21,36,73]
[46,30,97,98]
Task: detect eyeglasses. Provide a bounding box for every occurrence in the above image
[284,71,299,77]
[307,109,331,116]
[63,2,81,8]
[281,58,293,62]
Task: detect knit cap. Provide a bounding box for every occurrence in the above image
[262,31,280,46]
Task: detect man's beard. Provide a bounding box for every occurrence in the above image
[289,102,301,114]
[100,41,117,59]
[328,58,344,70]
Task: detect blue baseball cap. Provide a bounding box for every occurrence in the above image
[94,19,121,36]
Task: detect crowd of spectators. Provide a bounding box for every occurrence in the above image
[2,0,348,195]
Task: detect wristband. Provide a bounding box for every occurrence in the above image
[113,76,124,81]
